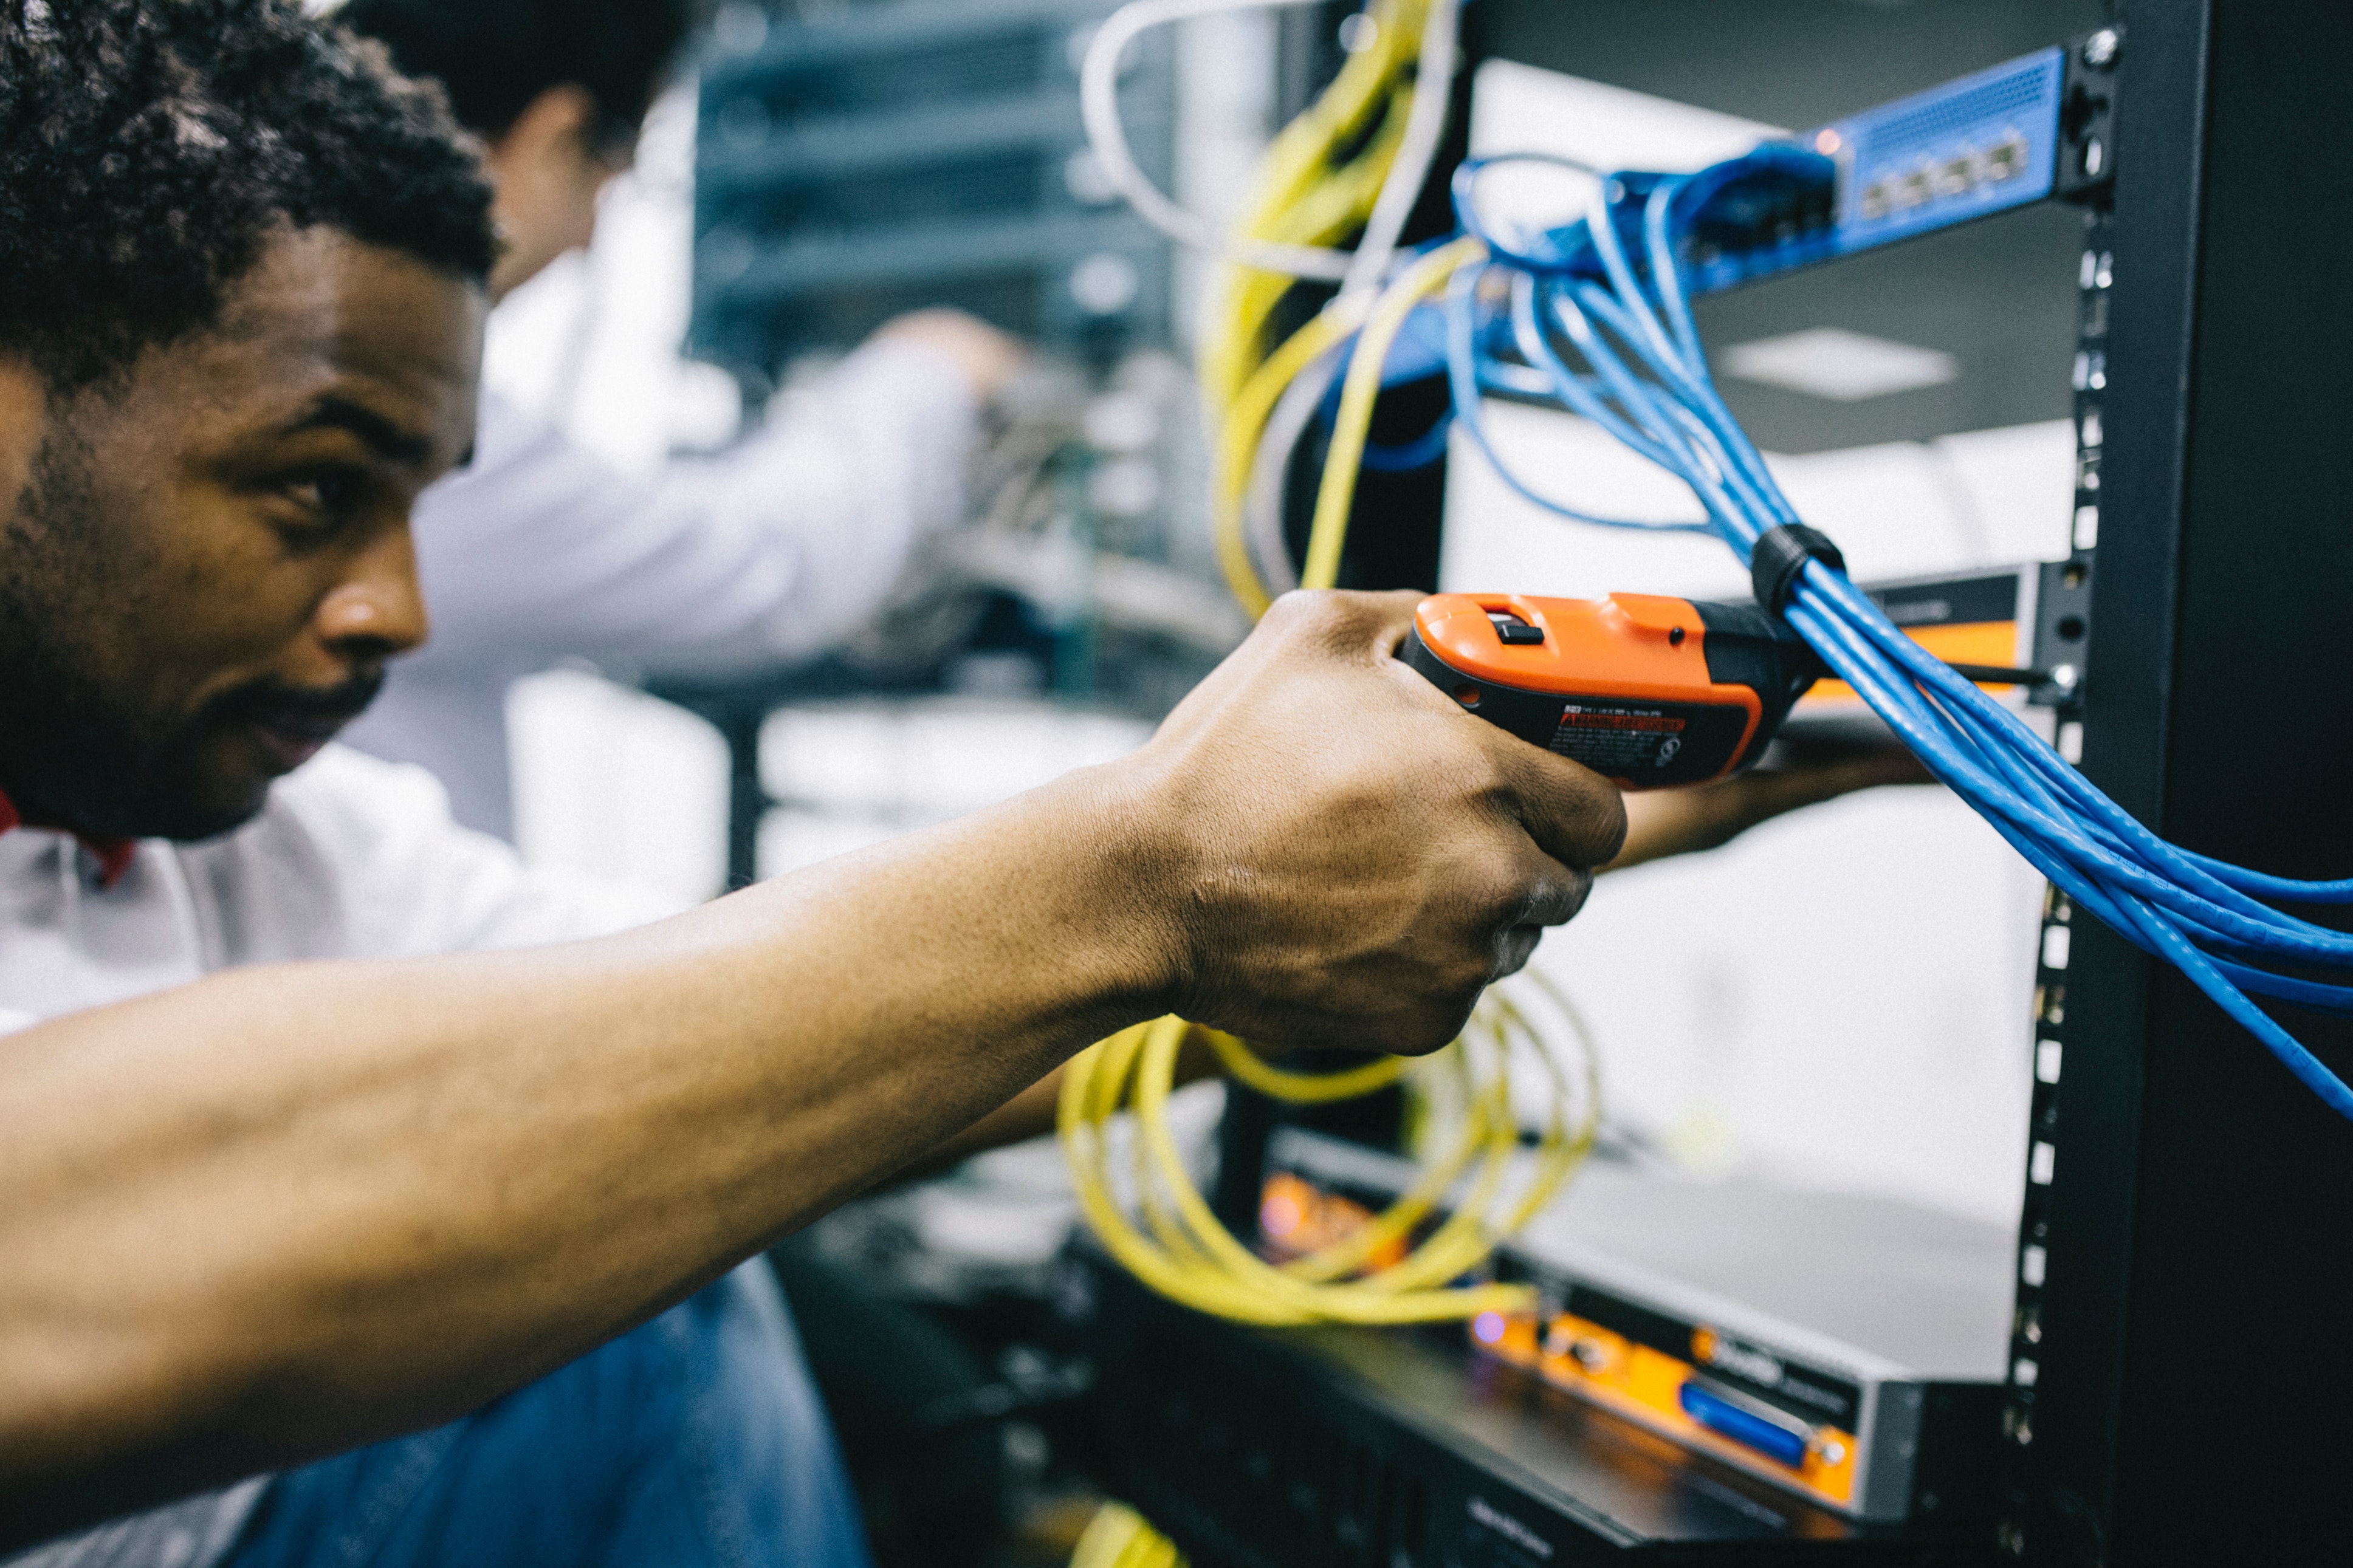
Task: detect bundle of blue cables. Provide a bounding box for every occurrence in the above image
[1338,143,2353,1122]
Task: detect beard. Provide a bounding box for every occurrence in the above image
[0,429,382,842]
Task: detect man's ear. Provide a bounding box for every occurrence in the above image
[0,361,51,529]
[482,83,600,179]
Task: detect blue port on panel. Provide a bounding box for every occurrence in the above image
[1677,1379,1813,1469]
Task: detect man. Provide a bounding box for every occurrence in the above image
[0,2,1624,1559]
[331,0,1028,840]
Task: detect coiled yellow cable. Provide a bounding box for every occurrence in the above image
[1060,976,1596,1327]
[1065,225,1567,1337]
[1063,15,1584,1561]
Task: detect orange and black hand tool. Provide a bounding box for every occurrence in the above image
[1402,592,1824,789]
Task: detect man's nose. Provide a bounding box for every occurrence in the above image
[315,524,430,659]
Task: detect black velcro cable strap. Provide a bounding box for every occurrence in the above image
[1749,524,1847,615]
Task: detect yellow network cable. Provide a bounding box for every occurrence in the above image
[1060,982,1595,1327]
[1063,15,1572,1558]
[1208,290,1371,612]
[1192,0,1446,609]
[1062,1,1585,1390]
[1299,236,1486,589]
[1071,1502,1186,1568]
[1208,236,1482,615]
[1197,0,1429,413]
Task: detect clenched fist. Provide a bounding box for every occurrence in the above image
[1119,589,1626,1054]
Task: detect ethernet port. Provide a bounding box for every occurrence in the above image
[1932,153,1975,197]
[1891,167,1932,209]
[1979,133,2029,182]
[1686,153,1836,257]
[1859,181,1891,220]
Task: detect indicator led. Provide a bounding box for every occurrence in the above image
[1472,1310,1508,1346]
[1813,128,1843,154]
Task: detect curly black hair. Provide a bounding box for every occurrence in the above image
[338,0,696,151]
[0,0,496,389]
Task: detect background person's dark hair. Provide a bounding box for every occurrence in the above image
[338,0,697,152]
[0,0,496,391]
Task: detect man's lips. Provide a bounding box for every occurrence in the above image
[242,710,346,772]
[219,676,384,773]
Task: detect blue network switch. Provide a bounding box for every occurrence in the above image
[1820,47,2065,250]
[1680,45,2069,296]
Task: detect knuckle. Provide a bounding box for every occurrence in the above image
[1466,860,1531,924]
[1260,588,1334,637]
[1556,866,1595,923]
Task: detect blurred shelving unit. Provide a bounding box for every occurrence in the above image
[691,0,1177,381]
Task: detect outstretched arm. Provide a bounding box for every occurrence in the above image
[0,591,1623,1547]
[916,741,1937,1164]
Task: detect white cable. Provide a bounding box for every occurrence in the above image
[1335,0,1458,300]
[1081,0,1358,280]
[1240,354,1339,593]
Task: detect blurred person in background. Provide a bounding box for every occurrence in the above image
[332,0,1026,839]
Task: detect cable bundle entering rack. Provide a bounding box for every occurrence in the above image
[1085,0,2353,1137]
[1429,151,2353,1121]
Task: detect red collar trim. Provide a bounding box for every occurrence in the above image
[0,787,139,888]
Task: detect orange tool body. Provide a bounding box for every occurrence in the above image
[1403,593,1822,789]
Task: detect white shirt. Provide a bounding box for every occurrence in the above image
[0,745,681,1565]
[340,336,981,839]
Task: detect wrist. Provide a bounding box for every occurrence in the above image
[1054,749,1197,1025]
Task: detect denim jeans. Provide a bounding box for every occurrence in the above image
[222,1264,871,1568]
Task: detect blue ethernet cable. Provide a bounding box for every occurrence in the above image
[1438,145,2353,1121]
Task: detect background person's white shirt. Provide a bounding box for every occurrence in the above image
[340,336,983,840]
[0,745,778,1567]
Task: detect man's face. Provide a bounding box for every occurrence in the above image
[0,227,484,841]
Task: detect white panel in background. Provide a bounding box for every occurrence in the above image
[756,698,1155,878]
[1171,9,1277,354]
[1536,786,2042,1228]
[508,668,732,906]
[1443,401,1748,600]
[1441,405,2076,596]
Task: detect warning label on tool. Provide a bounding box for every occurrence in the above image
[1547,703,1694,773]
[1544,699,1752,784]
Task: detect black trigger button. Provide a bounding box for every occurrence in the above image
[1487,612,1545,646]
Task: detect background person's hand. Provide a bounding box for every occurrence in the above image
[870,308,1029,405]
[1123,589,1626,1056]
[1607,740,1936,873]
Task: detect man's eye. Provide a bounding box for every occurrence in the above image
[281,470,366,518]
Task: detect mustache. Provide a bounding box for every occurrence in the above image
[205,668,386,733]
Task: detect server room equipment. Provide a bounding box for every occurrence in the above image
[1255,1126,2013,1527]
[691,0,1176,381]
[1068,0,2353,1561]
